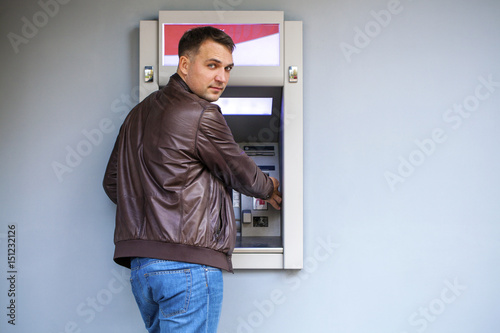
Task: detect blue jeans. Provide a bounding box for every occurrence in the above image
[130,258,223,333]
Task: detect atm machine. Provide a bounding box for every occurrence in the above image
[138,11,303,269]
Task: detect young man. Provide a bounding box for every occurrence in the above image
[103,26,281,332]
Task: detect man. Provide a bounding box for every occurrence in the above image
[103,26,281,332]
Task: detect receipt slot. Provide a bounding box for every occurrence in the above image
[138,11,303,269]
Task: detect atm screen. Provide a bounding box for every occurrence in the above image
[213,97,273,116]
[162,23,280,67]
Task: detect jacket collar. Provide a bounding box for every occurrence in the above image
[170,73,192,94]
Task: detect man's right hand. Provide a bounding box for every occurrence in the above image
[266,177,282,210]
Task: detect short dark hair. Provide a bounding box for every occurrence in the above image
[178,26,235,59]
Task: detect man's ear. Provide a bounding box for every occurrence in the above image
[178,55,190,77]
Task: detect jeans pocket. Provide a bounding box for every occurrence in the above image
[145,269,192,318]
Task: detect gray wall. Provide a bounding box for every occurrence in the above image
[1,0,499,332]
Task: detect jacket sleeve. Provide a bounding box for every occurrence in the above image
[195,105,274,200]
[102,137,119,204]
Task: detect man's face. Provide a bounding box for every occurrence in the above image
[180,39,234,102]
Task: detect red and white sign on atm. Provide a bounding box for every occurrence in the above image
[253,198,267,210]
[162,23,280,67]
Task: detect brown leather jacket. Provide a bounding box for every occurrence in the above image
[103,74,273,272]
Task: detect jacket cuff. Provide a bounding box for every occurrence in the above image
[264,177,274,200]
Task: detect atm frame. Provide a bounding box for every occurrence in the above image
[138,11,303,269]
